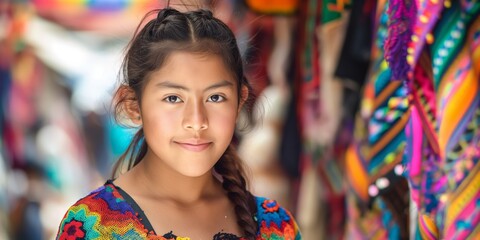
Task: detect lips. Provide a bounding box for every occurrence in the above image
[175,140,212,152]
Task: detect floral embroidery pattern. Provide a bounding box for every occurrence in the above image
[56,182,301,239]
[59,220,84,239]
[262,199,280,213]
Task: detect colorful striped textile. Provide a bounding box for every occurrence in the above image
[344,0,410,200]
[56,181,301,239]
[418,213,440,239]
[366,0,409,184]
[435,3,480,237]
[344,0,409,238]
[397,0,480,238]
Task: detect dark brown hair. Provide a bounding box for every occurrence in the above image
[111,8,257,238]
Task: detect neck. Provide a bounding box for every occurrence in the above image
[133,151,222,205]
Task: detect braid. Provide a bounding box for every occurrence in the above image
[215,145,257,239]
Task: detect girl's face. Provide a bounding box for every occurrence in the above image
[139,52,242,177]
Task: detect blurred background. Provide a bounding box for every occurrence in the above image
[1,0,479,239]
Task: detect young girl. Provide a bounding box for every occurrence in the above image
[56,7,301,240]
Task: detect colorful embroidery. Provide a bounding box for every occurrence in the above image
[56,182,301,240]
[256,198,300,240]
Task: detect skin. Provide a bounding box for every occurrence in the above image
[114,52,248,239]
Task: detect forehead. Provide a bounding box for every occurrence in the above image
[158,51,233,75]
[148,51,236,85]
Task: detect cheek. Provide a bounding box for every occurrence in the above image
[208,107,238,134]
[142,106,181,136]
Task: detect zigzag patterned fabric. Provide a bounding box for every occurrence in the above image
[344,0,408,238]
[367,0,410,192]
[56,182,301,240]
[344,0,409,201]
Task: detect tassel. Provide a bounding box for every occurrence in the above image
[384,0,417,81]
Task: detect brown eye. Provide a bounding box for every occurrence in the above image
[208,95,225,102]
[164,95,182,103]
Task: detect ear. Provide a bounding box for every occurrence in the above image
[238,85,249,112]
[119,86,142,125]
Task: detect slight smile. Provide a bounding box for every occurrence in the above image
[175,142,212,152]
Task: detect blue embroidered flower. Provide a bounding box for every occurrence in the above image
[255,197,291,228]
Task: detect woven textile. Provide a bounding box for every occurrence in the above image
[344,0,409,238]
[399,0,480,238]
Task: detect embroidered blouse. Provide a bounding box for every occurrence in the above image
[56,181,301,240]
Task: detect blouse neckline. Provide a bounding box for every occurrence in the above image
[106,180,243,239]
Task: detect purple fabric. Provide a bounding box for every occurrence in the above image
[384,0,416,81]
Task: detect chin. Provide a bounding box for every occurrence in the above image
[177,165,215,178]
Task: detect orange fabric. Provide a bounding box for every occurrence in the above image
[245,0,299,15]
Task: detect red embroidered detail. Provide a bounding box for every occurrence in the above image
[262,199,279,213]
[59,220,85,239]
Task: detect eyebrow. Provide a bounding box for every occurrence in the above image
[155,80,235,91]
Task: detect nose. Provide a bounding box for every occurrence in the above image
[182,100,208,131]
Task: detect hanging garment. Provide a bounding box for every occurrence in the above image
[296,0,352,239]
[400,0,480,238]
[344,0,411,238]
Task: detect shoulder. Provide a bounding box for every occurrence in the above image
[56,182,154,239]
[253,196,301,240]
